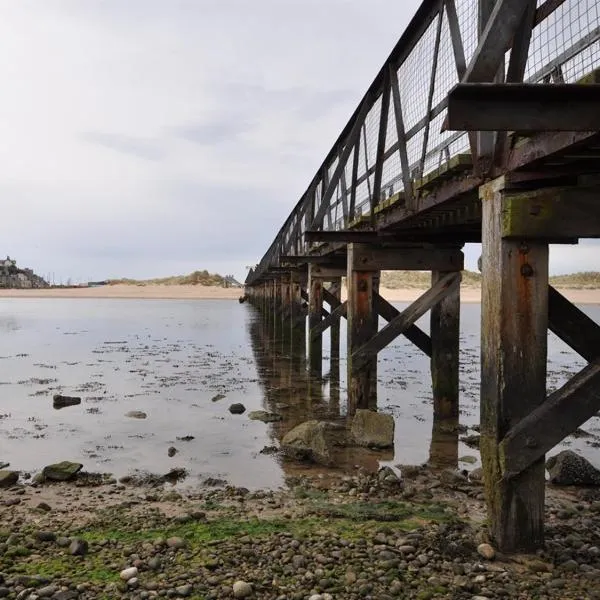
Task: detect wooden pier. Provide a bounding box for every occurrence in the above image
[244,0,600,552]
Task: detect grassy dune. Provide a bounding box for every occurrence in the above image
[109,270,226,287]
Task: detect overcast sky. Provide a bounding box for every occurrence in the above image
[0,1,596,283]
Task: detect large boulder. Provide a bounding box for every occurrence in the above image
[0,470,18,487]
[350,409,394,449]
[546,450,600,486]
[42,461,83,482]
[282,420,334,465]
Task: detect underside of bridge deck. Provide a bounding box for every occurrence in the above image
[244,0,600,553]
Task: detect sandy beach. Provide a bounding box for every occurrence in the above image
[0,283,599,304]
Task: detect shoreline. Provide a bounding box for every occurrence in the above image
[1,283,599,304]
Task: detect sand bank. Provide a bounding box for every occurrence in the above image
[0,284,599,304]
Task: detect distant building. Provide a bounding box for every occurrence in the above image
[0,256,49,289]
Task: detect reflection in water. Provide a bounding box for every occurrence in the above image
[247,307,395,477]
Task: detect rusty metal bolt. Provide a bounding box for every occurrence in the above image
[521,263,534,278]
[357,280,368,292]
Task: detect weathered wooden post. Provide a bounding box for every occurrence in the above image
[346,243,379,413]
[290,272,306,358]
[329,278,342,364]
[480,176,548,552]
[431,267,460,422]
[308,264,323,375]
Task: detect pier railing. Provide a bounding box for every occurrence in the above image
[246,0,600,285]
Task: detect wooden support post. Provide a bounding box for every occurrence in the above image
[329,279,342,364]
[480,176,548,552]
[431,269,460,422]
[308,265,323,376]
[347,244,379,413]
[291,274,306,359]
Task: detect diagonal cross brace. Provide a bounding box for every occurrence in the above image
[311,302,347,339]
[500,358,600,479]
[351,272,460,370]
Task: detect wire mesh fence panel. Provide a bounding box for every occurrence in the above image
[247,0,600,282]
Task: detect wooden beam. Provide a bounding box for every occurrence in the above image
[448,83,600,132]
[480,175,548,552]
[352,272,460,370]
[548,286,600,362]
[502,186,600,239]
[350,245,464,271]
[373,292,432,357]
[311,301,347,339]
[347,244,379,412]
[309,265,347,280]
[431,270,460,421]
[308,265,324,375]
[329,280,342,362]
[500,359,600,478]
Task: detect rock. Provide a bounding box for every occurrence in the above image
[125,410,147,419]
[35,531,56,542]
[477,543,496,560]
[52,394,81,409]
[120,567,138,581]
[440,468,468,485]
[36,502,52,512]
[350,409,394,448]
[229,403,246,414]
[377,466,401,485]
[211,393,226,402]
[176,435,195,441]
[37,585,58,598]
[0,470,18,487]
[167,446,177,457]
[232,580,253,598]
[166,536,185,549]
[546,450,600,486]
[42,461,83,481]
[469,467,484,484]
[69,538,88,556]
[281,420,333,465]
[459,455,478,464]
[0,461,9,469]
[175,584,192,597]
[248,410,282,423]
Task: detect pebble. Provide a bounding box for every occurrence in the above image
[120,567,138,581]
[232,580,252,598]
[175,584,192,596]
[69,538,88,556]
[477,543,496,560]
[166,536,186,549]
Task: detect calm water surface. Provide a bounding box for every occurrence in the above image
[0,298,598,489]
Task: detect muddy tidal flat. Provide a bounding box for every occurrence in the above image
[0,298,600,488]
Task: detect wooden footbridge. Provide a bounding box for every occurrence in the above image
[244,0,600,552]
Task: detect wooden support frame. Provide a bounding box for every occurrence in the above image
[448,83,600,132]
[347,244,464,272]
[311,301,347,339]
[548,286,600,361]
[373,292,432,357]
[347,244,379,412]
[431,270,460,421]
[352,272,460,370]
[500,359,600,478]
[328,279,342,363]
[501,186,600,239]
[480,176,548,552]
[308,265,324,375]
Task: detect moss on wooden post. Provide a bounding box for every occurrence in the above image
[480,176,548,552]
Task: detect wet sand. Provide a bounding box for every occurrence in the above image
[1,284,599,304]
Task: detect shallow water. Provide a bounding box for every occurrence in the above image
[0,298,598,489]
